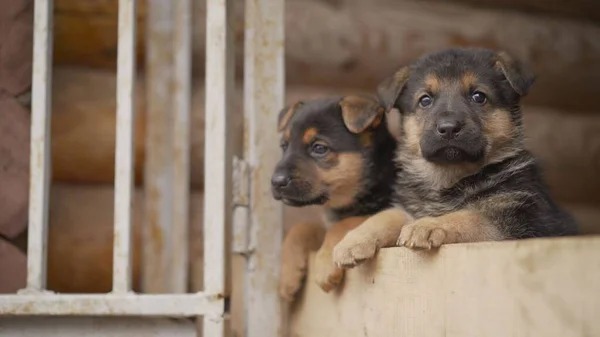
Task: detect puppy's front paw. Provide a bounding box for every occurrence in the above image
[279,255,307,302]
[314,248,344,292]
[332,231,378,268]
[397,217,447,249]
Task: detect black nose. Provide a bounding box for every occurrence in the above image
[271,173,291,188]
[436,120,462,140]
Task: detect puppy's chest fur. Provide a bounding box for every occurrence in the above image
[393,150,579,238]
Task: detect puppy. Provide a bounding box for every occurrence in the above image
[333,48,578,267]
[271,95,397,300]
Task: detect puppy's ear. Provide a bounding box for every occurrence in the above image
[339,95,385,134]
[386,108,403,142]
[495,51,536,96]
[376,67,410,111]
[277,101,303,132]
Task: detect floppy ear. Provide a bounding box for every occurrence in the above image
[376,67,410,111]
[339,95,385,134]
[277,101,303,132]
[495,51,536,96]
[386,107,403,142]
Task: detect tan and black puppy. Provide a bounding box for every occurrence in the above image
[272,95,397,300]
[333,48,578,267]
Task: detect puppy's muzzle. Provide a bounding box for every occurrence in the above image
[421,113,485,164]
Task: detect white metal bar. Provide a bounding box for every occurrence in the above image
[112,0,138,294]
[144,0,175,294]
[171,0,192,294]
[0,317,197,337]
[232,157,250,254]
[0,293,215,316]
[244,0,285,335]
[204,0,235,334]
[27,0,54,291]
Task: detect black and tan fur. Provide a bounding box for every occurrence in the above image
[271,95,397,300]
[333,48,578,267]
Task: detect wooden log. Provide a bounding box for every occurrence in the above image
[290,237,600,337]
[523,107,600,204]
[562,203,600,235]
[50,67,346,187]
[0,239,26,294]
[44,183,320,294]
[280,0,600,112]
[53,0,147,70]
[0,0,33,97]
[53,0,600,111]
[51,67,600,204]
[419,0,600,23]
[0,0,32,239]
[45,184,206,294]
[51,67,147,185]
[0,93,30,239]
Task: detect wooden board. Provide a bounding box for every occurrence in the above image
[289,236,600,337]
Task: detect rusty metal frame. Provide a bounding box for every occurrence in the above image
[171,0,192,296]
[0,293,216,316]
[0,0,226,329]
[112,0,138,295]
[203,0,235,334]
[0,0,286,335]
[26,0,53,293]
[243,0,286,335]
[143,0,176,294]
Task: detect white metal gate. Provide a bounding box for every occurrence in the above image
[0,0,284,336]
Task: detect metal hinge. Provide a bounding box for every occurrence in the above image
[232,156,252,255]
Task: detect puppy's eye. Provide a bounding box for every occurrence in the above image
[418,95,433,108]
[311,143,329,157]
[471,91,487,104]
[280,142,288,151]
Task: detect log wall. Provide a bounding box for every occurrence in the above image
[50,67,600,207]
[53,0,600,111]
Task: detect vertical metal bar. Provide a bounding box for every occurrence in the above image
[144,0,175,294]
[171,0,192,294]
[244,0,285,335]
[27,0,54,291]
[204,0,235,334]
[112,0,138,294]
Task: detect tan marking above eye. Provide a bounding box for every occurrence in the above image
[277,101,303,132]
[284,127,291,141]
[424,74,441,93]
[303,127,318,144]
[460,72,478,91]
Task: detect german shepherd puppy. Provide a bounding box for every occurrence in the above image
[333,48,578,267]
[271,95,396,300]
